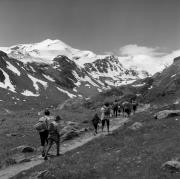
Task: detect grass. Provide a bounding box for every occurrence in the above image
[0,107,95,169]
[11,108,180,179]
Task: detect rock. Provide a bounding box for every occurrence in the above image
[82,119,89,124]
[60,126,77,136]
[79,127,89,133]
[60,122,82,141]
[6,133,24,137]
[174,56,180,63]
[154,110,180,119]
[61,130,79,142]
[129,122,143,130]
[12,145,35,153]
[37,170,56,179]
[162,160,180,173]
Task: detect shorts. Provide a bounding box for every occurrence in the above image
[39,130,49,146]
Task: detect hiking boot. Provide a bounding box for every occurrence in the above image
[42,151,45,157]
[44,156,48,160]
[57,153,62,156]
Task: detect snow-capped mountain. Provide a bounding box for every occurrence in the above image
[1,39,109,66]
[0,39,150,108]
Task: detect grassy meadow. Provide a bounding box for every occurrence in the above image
[11,107,180,179]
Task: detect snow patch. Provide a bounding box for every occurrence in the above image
[43,74,55,82]
[73,71,99,87]
[0,69,16,92]
[21,90,39,97]
[28,74,48,91]
[132,83,146,87]
[148,86,153,89]
[97,88,102,92]
[73,88,77,92]
[56,87,76,98]
[171,74,176,78]
[85,84,90,87]
[30,66,36,73]
[6,61,21,76]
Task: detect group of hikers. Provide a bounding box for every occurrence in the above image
[34,99,138,160]
[92,99,138,135]
[34,110,62,160]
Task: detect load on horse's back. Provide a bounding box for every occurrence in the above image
[122,101,132,117]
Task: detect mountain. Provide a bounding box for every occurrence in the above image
[0,39,150,109]
[111,56,180,105]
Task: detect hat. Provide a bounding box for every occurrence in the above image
[55,115,62,121]
[44,109,50,116]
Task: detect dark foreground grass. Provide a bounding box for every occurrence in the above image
[12,110,180,179]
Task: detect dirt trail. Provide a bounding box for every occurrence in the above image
[0,104,149,179]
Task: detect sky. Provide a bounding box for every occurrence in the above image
[0,0,180,74]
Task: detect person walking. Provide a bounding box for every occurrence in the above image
[44,115,62,160]
[92,113,101,135]
[113,100,118,117]
[34,109,51,157]
[132,99,138,114]
[122,101,132,117]
[101,102,111,133]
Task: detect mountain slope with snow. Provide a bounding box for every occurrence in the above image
[0,39,151,109]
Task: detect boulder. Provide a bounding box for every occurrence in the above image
[129,122,143,130]
[37,170,56,179]
[154,110,180,119]
[60,125,78,136]
[12,145,35,153]
[61,130,79,142]
[162,160,180,173]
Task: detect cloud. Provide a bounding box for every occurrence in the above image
[118,44,180,74]
[119,44,165,56]
[104,51,114,55]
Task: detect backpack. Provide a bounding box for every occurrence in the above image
[104,106,110,116]
[34,117,48,132]
[132,101,137,106]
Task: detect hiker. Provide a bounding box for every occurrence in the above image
[101,102,111,133]
[122,101,132,117]
[132,99,138,114]
[44,115,62,160]
[92,113,101,135]
[113,100,118,117]
[118,103,123,116]
[34,109,51,157]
